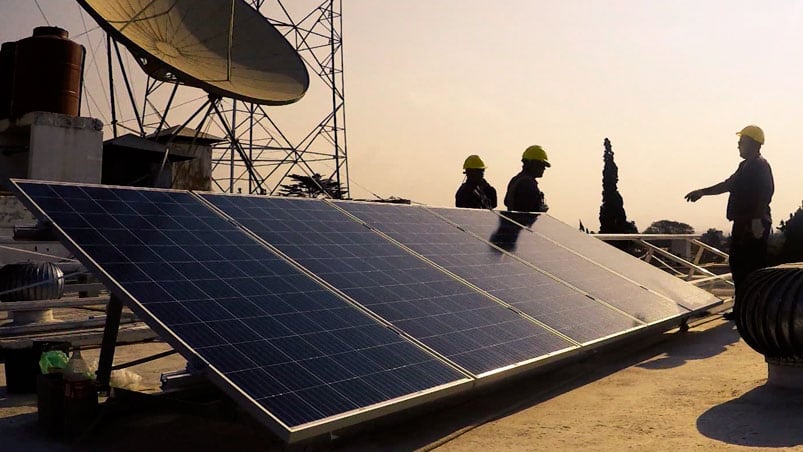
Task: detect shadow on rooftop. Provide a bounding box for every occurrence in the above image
[636,320,740,370]
[0,389,36,409]
[697,384,803,448]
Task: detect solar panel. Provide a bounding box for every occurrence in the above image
[332,202,652,344]
[525,215,720,310]
[201,194,576,377]
[12,180,470,443]
[429,208,697,322]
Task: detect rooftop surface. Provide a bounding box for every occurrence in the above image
[1,309,800,452]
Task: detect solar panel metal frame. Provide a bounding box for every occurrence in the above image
[199,193,581,385]
[10,180,473,443]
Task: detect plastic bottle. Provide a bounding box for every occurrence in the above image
[63,349,92,382]
[61,348,99,438]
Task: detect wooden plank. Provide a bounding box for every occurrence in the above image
[62,283,106,294]
[0,296,109,312]
[0,315,137,336]
[0,323,158,348]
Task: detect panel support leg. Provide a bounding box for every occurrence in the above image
[96,294,123,391]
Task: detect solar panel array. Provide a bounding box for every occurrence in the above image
[202,194,574,376]
[12,180,721,443]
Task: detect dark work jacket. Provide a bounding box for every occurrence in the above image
[455,180,497,209]
[504,171,547,212]
[724,155,774,223]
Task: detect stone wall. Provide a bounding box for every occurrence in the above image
[0,194,35,235]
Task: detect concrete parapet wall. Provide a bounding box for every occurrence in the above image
[12,111,103,132]
[0,111,104,184]
[24,112,103,183]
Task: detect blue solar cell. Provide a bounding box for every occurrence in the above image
[202,194,574,376]
[14,181,467,436]
[430,208,696,323]
[334,202,646,343]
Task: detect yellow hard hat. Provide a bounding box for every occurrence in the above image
[463,155,487,170]
[736,125,764,144]
[522,145,551,167]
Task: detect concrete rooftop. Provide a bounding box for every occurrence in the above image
[1,306,801,452]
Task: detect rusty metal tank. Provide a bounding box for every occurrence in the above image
[0,41,16,119]
[10,26,84,118]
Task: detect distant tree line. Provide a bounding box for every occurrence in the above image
[635,208,803,266]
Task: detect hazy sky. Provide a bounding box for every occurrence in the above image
[2,1,802,234]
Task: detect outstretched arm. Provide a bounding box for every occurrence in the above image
[684,181,729,202]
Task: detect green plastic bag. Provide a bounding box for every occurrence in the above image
[39,350,69,374]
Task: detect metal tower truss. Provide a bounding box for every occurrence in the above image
[259,0,348,197]
[102,0,348,197]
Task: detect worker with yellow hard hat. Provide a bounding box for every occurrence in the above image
[685,124,774,321]
[455,155,498,209]
[503,145,551,212]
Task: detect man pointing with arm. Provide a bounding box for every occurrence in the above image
[685,125,774,320]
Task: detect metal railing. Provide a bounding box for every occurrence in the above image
[593,233,734,298]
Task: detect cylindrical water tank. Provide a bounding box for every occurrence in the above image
[0,262,65,302]
[11,26,84,118]
[0,41,15,119]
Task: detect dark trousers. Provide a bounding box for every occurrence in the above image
[729,219,770,311]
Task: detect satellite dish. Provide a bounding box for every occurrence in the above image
[77,0,309,105]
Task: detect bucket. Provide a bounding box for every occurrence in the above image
[2,340,71,394]
[3,340,36,393]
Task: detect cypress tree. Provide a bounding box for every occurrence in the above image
[599,138,637,246]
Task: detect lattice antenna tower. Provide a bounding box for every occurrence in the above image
[98,0,348,197]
